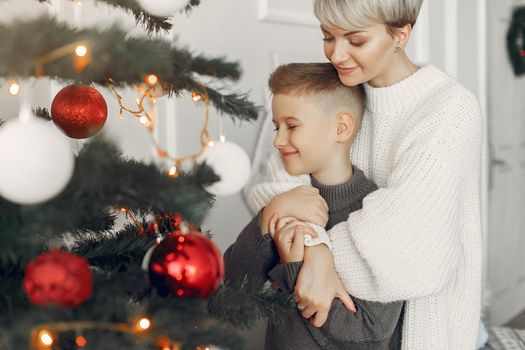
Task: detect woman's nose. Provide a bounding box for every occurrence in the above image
[330,40,349,65]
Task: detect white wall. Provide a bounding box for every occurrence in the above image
[7,0,522,347]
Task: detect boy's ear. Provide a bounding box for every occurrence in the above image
[335,112,355,143]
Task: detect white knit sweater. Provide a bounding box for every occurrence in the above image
[248,64,483,350]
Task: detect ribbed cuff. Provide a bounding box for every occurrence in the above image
[267,261,303,292]
[303,223,332,250]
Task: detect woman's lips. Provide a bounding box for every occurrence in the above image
[336,66,358,74]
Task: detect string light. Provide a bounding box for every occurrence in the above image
[140,116,151,126]
[137,317,152,331]
[108,79,215,174]
[191,92,203,102]
[33,41,92,76]
[75,335,87,347]
[145,74,159,87]
[207,140,215,148]
[8,80,20,96]
[37,329,54,349]
[31,319,168,349]
[75,45,88,57]
[168,166,178,177]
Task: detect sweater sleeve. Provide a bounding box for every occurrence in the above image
[223,209,279,290]
[248,153,334,249]
[251,92,483,302]
[268,262,404,348]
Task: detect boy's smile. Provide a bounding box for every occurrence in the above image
[271,93,352,185]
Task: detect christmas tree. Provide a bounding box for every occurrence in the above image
[0,1,292,349]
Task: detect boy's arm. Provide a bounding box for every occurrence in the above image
[223,209,279,291]
[250,153,333,248]
[253,94,483,302]
[268,262,404,348]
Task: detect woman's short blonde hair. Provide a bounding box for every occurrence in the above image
[314,0,423,35]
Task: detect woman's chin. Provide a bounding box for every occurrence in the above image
[337,71,363,87]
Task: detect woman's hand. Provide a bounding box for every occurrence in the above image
[260,186,329,233]
[269,216,310,263]
[295,245,356,327]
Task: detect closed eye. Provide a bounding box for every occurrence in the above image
[273,125,297,131]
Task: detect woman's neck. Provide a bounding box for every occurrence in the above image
[368,53,419,88]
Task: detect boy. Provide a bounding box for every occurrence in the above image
[224,63,404,350]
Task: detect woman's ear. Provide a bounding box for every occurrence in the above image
[394,23,413,49]
[335,112,355,143]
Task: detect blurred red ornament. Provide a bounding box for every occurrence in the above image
[23,249,92,307]
[149,231,224,298]
[51,84,107,139]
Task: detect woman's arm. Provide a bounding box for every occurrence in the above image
[251,91,483,302]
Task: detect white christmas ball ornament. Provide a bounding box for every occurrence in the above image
[198,140,251,196]
[0,107,74,205]
[137,0,191,17]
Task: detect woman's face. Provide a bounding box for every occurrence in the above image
[321,23,400,87]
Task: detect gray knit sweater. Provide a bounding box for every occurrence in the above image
[224,166,404,349]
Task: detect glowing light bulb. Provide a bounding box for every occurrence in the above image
[8,80,20,96]
[75,335,87,347]
[75,45,88,57]
[38,329,54,348]
[140,116,150,125]
[145,74,159,86]
[191,92,203,102]
[169,166,178,176]
[137,317,151,331]
[207,140,215,148]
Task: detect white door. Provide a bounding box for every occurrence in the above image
[486,0,525,326]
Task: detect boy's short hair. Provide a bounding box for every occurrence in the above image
[314,0,423,36]
[268,62,365,129]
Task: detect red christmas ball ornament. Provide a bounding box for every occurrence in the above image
[51,84,108,139]
[149,231,224,298]
[23,249,93,307]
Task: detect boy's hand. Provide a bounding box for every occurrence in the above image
[260,186,329,233]
[270,216,309,263]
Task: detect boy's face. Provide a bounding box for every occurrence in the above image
[271,93,338,176]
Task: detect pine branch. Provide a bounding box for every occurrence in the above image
[208,279,295,329]
[0,15,260,121]
[32,107,52,121]
[191,55,241,80]
[71,224,156,271]
[0,138,218,259]
[35,0,174,34]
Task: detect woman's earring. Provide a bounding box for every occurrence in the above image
[395,45,402,53]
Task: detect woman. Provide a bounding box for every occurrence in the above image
[249,0,483,349]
